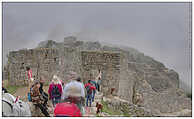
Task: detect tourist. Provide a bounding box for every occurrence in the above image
[62,71,85,99]
[62,71,85,114]
[54,102,82,117]
[85,80,96,107]
[26,66,34,91]
[90,79,97,102]
[2,87,8,93]
[39,75,48,107]
[75,77,85,112]
[96,69,102,92]
[30,81,49,117]
[48,75,62,107]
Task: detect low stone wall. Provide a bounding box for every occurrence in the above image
[102,96,153,117]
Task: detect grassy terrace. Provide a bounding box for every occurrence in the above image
[3,80,26,95]
[100,100,131,117]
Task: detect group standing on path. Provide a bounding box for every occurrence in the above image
[27,68,102,117]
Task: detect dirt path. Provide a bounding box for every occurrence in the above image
[13,86,49,101]
[13,86,29,101]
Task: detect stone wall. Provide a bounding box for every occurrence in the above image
[5,47,122,95]
[81,51,121,96]
[103,96,153,117]
[6,48,60,85]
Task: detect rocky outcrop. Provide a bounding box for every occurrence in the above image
[132,75,191,116]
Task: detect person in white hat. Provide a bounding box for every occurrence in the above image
[62,71,85,99]
[61,71,85,114]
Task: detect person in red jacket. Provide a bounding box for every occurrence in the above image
[26,66,34,91]
[48,75,62,107]
[84,80,96,107]
[54,102,82,117]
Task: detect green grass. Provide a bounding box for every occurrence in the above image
[101,100,123,116]
[123,112,131,117]
[5,85,26,95]
[100,100,131,117]
[96,113,100,117]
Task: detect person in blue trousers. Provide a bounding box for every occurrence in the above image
[90,80,97,102]
[85,80,96,107]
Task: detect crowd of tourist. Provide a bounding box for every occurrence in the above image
[28,69,102,117]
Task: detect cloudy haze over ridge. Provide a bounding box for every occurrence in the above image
[3,3,191,93]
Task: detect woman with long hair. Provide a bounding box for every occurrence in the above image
[48,75,62,107]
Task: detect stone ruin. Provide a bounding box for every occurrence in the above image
[3,36,192,116]
[81,51,121,95]
[4,48,59,85]
[4,47,122,96]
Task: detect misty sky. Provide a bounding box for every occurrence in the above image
[3,2,192,93]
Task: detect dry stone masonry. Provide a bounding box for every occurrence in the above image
[4,36,192,116]
[81,51,121,95]
[6,48,59,85]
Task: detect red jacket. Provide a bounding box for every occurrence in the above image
[48,83,62,99]
[54,102,82,117]
[26,70,32,80]
[84,83,96,90]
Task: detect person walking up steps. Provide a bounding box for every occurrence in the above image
[90,79,97,102]
[85,80,96,107]
[48,75,62,107]
[96,69,102,92]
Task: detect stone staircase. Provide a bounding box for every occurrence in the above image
[83,91,104,117]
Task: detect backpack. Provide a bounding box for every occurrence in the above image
[51,85,61,98]
[54,102,82,117]
[28,92,32,102]
[30,85,44,104]
[2,93,31,117]
[86,85,92,95]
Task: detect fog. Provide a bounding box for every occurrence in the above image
[3,2,191,93]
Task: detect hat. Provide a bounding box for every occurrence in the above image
[65,85,82,97]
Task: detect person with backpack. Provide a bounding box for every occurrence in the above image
[30,81,49,117]
[84,80,96,107]
[54,102,82,117]
[62,71,85,115]
[2,93,31,117]
[48,75,62,107]
[90,79,97,102]
[39,75,48,107]
[2,87,8,93]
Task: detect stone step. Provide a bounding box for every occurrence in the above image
[95,96,103,99]
[95,95,103,98]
